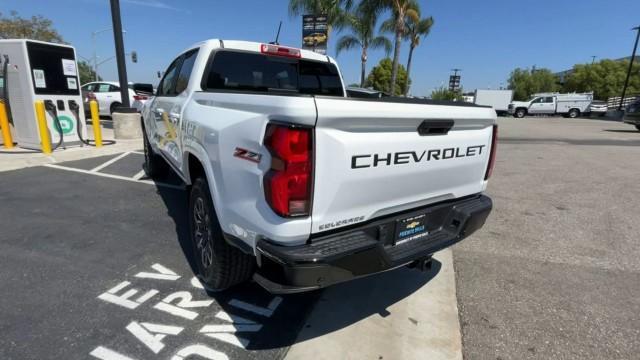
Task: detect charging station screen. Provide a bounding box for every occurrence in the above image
[26,41,80,96]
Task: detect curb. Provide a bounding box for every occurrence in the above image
[284,249,463,360]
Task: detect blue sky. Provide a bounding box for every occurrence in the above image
[3,0,640,95]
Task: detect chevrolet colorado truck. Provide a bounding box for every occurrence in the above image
[141,39,496,293]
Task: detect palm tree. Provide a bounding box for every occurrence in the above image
[403,16,434,96]
[336,6,392,87]
[288,0,354,33]
[374,0,419,95]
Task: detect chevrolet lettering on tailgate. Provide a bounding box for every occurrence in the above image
[351,145,486,169]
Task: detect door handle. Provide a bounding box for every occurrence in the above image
[417,119,454,136]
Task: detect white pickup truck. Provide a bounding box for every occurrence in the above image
[141,39,496,293]
[508,92,593,118]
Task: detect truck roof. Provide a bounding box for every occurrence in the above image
[184,39,334,64]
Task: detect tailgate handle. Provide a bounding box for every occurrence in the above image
[418,119,454,136]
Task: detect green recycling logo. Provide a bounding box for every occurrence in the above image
[53,115,75,135]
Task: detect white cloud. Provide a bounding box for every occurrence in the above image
[121,0,190,13]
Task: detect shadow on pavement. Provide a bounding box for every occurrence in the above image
[291,259,441,345]
[154,179,440,351]
[603,129,639,133]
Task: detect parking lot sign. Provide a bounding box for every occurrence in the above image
[449,75,461,91]
[302,14,328,54]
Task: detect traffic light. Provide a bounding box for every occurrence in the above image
[131,51,137,63]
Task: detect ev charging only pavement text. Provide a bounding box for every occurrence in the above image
[91,263,283,360]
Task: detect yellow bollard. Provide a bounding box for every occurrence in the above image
[0,100,14,149]
[34,100,52,154]
[89,100,103,147]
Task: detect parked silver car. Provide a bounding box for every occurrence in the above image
[588,100,608,116]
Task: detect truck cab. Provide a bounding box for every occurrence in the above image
[527,96,556,114]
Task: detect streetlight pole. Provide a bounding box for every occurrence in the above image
[619,26,640,111]
[91,27,126,81]
[109,0,131,109]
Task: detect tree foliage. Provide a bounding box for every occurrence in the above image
[400,14,433,96]
[336,2,391,87]
[0,11,64,43]
[372,0,419,95]
[364,58,409,95]
[507,68,559,100]
[78,61,101,85]
[563,59,640,100]
[430,86,463,101]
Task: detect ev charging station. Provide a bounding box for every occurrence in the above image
[0,39,87,150]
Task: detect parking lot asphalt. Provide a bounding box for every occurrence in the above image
[0,151,456,360]
[0,154,317,360]
[453,117,640,359]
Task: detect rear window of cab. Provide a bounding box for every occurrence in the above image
[202,50,344,96]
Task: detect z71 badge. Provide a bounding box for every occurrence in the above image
[233,147,262,163]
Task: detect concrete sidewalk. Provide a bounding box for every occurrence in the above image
[284,249,463,360]
[0,126,141,172]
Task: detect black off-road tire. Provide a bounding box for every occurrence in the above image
[143,129,168,178]
[189,177,255,291]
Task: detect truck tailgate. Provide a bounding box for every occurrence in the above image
[311,97,496,234]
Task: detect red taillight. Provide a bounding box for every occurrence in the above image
[484,124,498,180]
[260,43,302,58]
[133,95,148,101]
[264,124,313,217]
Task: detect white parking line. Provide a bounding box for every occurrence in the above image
[215,311,254,324]
[200,324,262,333]
[228,297,282,317]
[44,164,183,190]
[90,346,137,360]
[132,170,146,180]
[201,333,250,349]
[90,152,132,172]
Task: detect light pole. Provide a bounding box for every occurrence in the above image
[110,0,132,109]
[91,27,126,81]
[619,26,640,111]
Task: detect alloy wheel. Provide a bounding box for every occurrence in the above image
[193,197,214,269]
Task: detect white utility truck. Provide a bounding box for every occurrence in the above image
[508,92,593,118]
[474,89,513,116]
[141,40,497,293]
